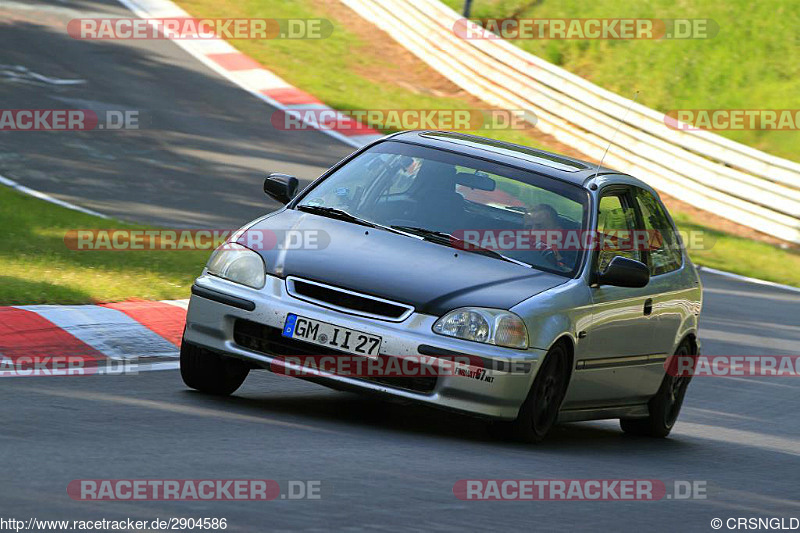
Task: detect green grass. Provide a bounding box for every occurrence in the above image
[176,0,546,149]
[3,0,798,305]
[0,186,208,304]
[441,0,800,161]
[671,212,800,286]
[180,0,799,158]
[166,0,800,286]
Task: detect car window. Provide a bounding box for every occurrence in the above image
[456,172,583,225]
[302,152,421,209]
[295,141,591,277]
[384,157,424,195]
[596,192,642,272]
[634,188,683,275]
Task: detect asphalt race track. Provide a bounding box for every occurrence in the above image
[0,0,352,227]
[1,1,799,531]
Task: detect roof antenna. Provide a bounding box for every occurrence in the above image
[589,90,640,186]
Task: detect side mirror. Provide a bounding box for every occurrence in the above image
[597,256,650,288]
[264,173,299,204]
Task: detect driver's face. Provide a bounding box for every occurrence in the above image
[525,210,559,231]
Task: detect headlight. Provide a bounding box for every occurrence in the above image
[205,243,265,289]
[432,307,528,349]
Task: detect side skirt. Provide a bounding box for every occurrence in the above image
[557,403,650,423]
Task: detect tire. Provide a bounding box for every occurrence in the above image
[180,340,250,396]
[493,342,570,443]
[620,341,694,438]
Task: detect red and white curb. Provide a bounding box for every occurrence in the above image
[116,0,384,149]
[0,300,187,376]
[1,0,387,378]
[4,0,799,379]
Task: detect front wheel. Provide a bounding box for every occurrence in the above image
[180,340,250,396]
[493,342,570,443]
[620,341,694,438]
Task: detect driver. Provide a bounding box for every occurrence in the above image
[523,204,567,268]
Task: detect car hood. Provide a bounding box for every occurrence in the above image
[243,209,569,316]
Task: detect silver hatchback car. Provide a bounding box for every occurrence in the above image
[181,131,702,442]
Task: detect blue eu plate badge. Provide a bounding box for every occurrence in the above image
[282,313,298,338]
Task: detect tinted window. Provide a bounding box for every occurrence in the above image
[296,141,590,277]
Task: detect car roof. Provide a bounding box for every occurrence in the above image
[385,130,651,190]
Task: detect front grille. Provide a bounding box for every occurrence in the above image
[286,277,413,321]
[233,319,436,394]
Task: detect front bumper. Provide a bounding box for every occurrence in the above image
[183,274,544,420]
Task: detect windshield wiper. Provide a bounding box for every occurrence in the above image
[295,205,419,237]
[390,225,531,267]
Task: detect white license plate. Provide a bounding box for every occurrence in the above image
[282,314,382,358]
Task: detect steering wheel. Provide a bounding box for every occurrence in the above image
[532,241,563,268]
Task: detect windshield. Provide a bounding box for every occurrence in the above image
[295,141,590,276]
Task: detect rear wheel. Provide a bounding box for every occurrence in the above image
[180,340,249,396]
[620,341,694,437]
[493,342,570,443]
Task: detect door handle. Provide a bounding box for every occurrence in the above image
[643,298,653,316]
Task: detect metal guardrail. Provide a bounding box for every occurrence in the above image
[341,0,800,243]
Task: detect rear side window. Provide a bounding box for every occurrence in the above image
[634,189,683,275]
